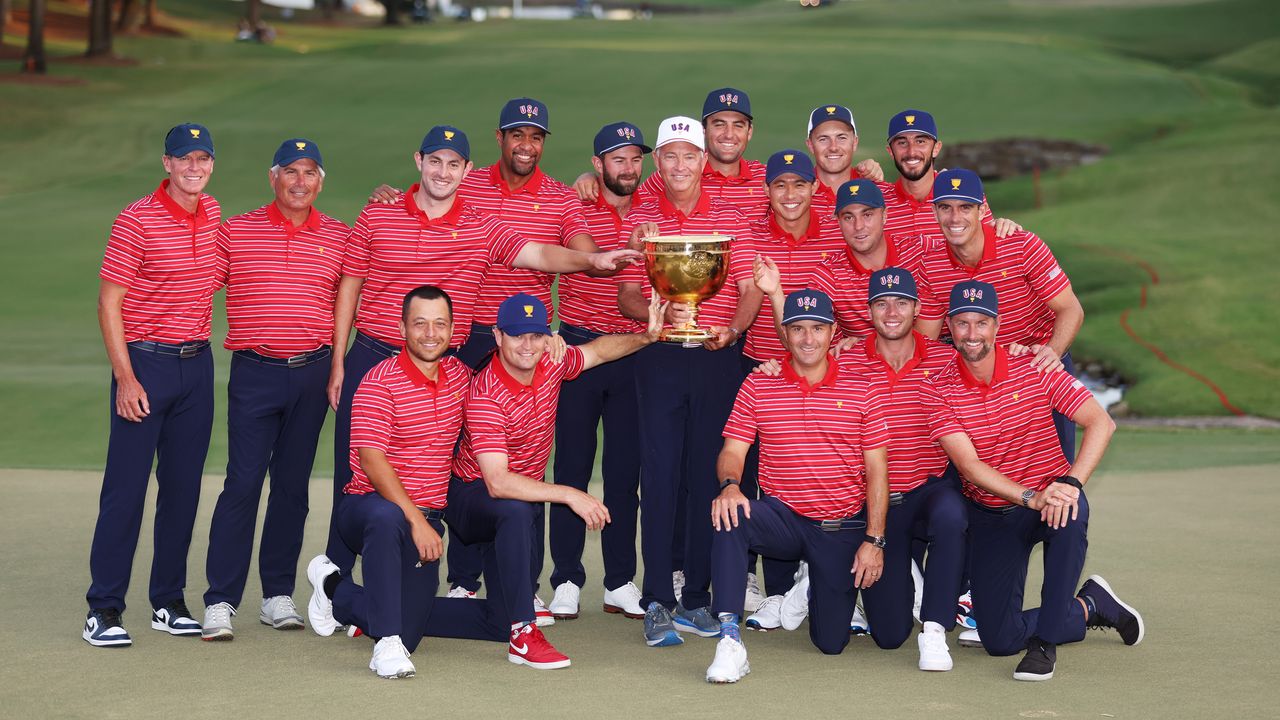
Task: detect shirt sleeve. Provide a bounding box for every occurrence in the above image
[485,217,532,267]
[924,379,965,442]
[557,198,590,247]
[213,221,231,289]
[722,378,759,444]
[616,210,652,286]
[341,206,376,278]
[1041,367,1094,420]
[100,209,147,288]
[726,213,755,286]
[349,377,394,454]
[1020,232,1072,301]
[860,383,891,451]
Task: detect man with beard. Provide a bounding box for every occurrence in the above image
[804,104,884,217]
[924,280,1143,682]
[85,123,221,647]
[546,122,651,621]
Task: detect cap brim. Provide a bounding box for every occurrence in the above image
[655,138,705,152]
[766,171,816,184]
[887,129,937,142]
[596,141,653,156]
[947,305,997,318]
[703,109,753,121]
[867,291,918,303]
[931,193,984,204]
[499,121,551,134]
[167,143,215,159]
[498,322,552,336]
[782,314,835,325]
[419,144,469,161]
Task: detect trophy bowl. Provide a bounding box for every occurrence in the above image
[644,234,733,344]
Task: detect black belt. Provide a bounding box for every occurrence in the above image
[354,331,401,358]
[128,340,210,359]
[419,507,444,521]
[809,516,866,532]
[969,500,1019,516]
[235,346,331,369]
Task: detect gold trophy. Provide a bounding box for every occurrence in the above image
[644,234,733,345]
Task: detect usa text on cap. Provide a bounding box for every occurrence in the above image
[702,87,752,121]
[765,150,815,184]
[886,109,938,142]
[807,104,856,136]
[834,178,885,214]
[594,121,652,157]
[931,168,984,204]
[867,267,919,304]
[948,280,998,318]
[420,125,470,161]
[499,98,550,134]
[655,116,704,152]
[496,293,551,336]
[273,138,323,171]
[165,123,215,158]
[782,288,835,325]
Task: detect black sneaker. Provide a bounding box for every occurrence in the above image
[1013,636,1056,681]
[84,607,132,647]
[1078,575,1144,646]
[151,599,202,636]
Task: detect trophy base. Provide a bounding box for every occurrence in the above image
[660,327,714,347]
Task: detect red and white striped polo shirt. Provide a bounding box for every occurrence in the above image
[924,347,1092,508]
[343,188,529,348]
[723,354,890,520]
[806,233,941,340]
[637,158,768,221]
[346,353,470,509]
[217,203,349,358]
[740,210,846,361]
[458,165,590,324]
[617,191,755,330]
[452,346,586,482]
[877,176,993,240]
[99,179,221,343]
[841,332,954,493]
[917,223,1071,346]
[811,169,867,218]
[556,194,644,334]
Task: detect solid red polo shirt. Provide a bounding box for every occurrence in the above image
[343,188,529,348]
[556,194,644,334]
[841,332,954,493]
[637,158,768,221]
[924,346,1093,508]
[217,202,350,358]
[740,210,846,361]
[100,179,222,343]
[722,354,889,520]
[917,223,1071,346]
[457,165,590,324]
[452,346,587,482]
[346,353,470,509]
[806,232,941,340]
[618,191,755,331]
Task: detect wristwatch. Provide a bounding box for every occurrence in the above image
[718,478,740,492]
[1020,488,1036,507]
[864,535,886,549]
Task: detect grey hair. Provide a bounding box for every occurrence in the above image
[270,164,326,179]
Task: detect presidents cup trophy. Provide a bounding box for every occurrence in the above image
[644,234,733,345]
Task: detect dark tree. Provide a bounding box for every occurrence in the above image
[22,0,45,73]
[1,0,11,46]
[380,0,402,25]
[86,0,114,57]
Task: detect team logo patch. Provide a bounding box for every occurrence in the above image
[783,154,794,165]
[951,178,963,190]
[671,121,690,133]
[905,115,916,126]
[880,274,900,288]
[825,106,837,115]
[849,185,860,196]
[523,305,534,318]
[295,141,306,150]
[520,104,540,118]
[444,130,455,140]
[962,287,984,301]
[797,295,818,311]
[719,93,740,106]
[189,128,201,138]
[617,126,637,140]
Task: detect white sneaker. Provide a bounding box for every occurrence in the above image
[958,628,983,648]
[745,595,783,631]
[918,621,953,671]
[603,581,645,618]
[260,595,304,630]
[744,573,764,613]
[548,582,580,619]
[446,585,478,599]
[533,595,556,627]
[201,602,235,641]
[911,560,925,625]
[850,603,870,635]
[673,571,686,603]
[706,636,750,683]
[306,555,340,637]
[779,562,809,631]
[370,635,415,679]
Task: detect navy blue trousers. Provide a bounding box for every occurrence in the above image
[87,344,213,611]
[332,492,507,653]
[739,352,799,597]
[444,321,495,592]
[443,476,538,626]
[549,323,641,591]
[204,350,330,608]
[636,341,744,611]
[327,332,399,573]
[967,494,1090,656]
[711,496,862,655]
[859,475,968,649]
[1054,352,1078,463]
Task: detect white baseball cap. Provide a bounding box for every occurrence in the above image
[654,115,705,151]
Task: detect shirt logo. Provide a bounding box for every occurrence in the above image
[523,305,534,318]
[1012,392,1020,401]
[295,141,306,150]
[963,287,984,301]
[783,154,795,165]
[444,130,455,140]
[617,126,637,140]
[837,400,844,408]
[951,178,963,190]
[520,104,540,118]
[904,115,916,126]
[719,93,740,106]
[880,274,900,288]
[825,106,837,115]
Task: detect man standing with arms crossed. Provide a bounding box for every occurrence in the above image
[85,123,220,646]
[200,139,349,640]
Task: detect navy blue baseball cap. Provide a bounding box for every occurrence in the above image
[782,288,835,325]
[702,87,752,120]
[419,125,470,161]
[948,280,998,318]
[165,123,214,158]
[594,121,651,157]
[765,150,815,184]
[886,109,938,141]
[807,104,856,135]
[496,293,551,336]
[932,169,984,204]
[834,178,885,214]
[867,267,919,304]
[272,138,323,170]
[499,97,550,134]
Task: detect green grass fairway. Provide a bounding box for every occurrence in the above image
[2,428,1277,718]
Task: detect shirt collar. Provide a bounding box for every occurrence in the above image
[266,201,321,234]
[396,350,447,393]
[487,163,545,196]
[591,191,624,225]
[657,188,712,221]
[491,353,548,395]
[780,353,840,395]
[843,231,899,274]
[767,209,823,246]
[863,330,929,379]
[704,158,755,185]
[956,344,1009,389]
[815,169,861,201]
[404,184,467,227]
[892,174,934,208]
[153,179,210,227]
[947,221,998,271]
